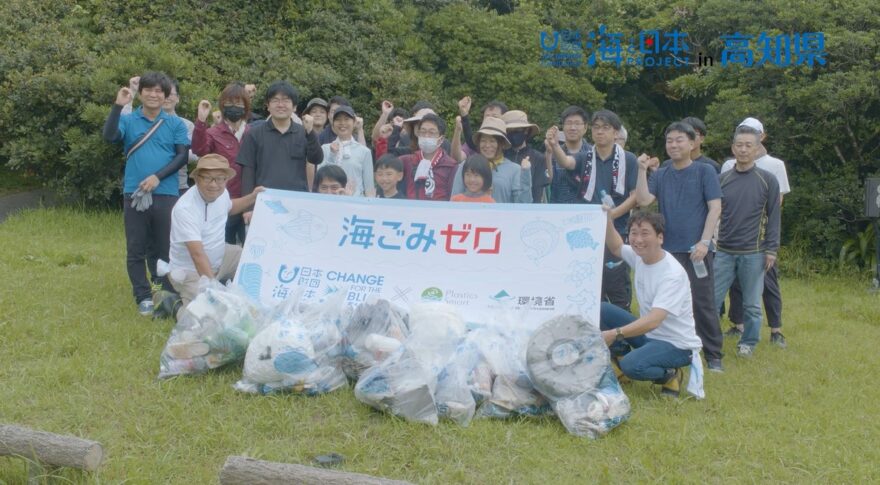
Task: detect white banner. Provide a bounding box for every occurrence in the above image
[234,190,607,328]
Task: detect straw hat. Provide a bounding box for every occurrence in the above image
[473,116,511,149]
[501,110,539,138]
[191,154,236,179]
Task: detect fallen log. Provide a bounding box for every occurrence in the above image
[219,455,414,485]
[0,424,104,472]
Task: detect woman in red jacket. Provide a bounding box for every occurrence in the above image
[192,83,251,244]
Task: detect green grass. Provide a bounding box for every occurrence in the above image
[2,208,880,484]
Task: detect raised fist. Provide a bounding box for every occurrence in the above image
[128,76,140,93]
[455,115,463,132]
[355,116,364,131]
[197,100,212,122]
[379,123,393,139]
[116,87,133,106]
[521,156,532,170]
[458,96,472,116]
[545,126,559,143]
[211,110,222,125]
[302,114,314,133]
[381,100,393,114]
[392,116,404,127]
[244,84,257,99]
[330,141,340,154]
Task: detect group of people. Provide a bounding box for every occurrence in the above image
[104,71,790,398]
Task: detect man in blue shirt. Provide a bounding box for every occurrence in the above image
[103,71,190,316]
[635,122,725,371]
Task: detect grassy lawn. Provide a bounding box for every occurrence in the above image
[2,208,879,484]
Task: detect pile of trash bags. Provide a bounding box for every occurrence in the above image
[158,288,630,438]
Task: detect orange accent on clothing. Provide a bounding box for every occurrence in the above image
[451,193,495,203]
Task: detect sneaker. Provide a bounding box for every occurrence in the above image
[611,356,630,384]
[736,344,754,358]
[770,332,787,349]
[724,326,743,338]
[152,290,182,320]
[660,368,683,398]
[706,358,724,373]
[137,299,154,317]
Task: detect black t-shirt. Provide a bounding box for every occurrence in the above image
[505,145,549,203]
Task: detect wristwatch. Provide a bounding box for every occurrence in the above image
[615,328,625,342]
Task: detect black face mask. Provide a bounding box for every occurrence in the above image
[222,106,245,122]
[507,131,528,148]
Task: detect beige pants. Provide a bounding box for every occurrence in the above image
[169,244,243,308]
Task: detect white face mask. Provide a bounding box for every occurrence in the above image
[418,137,439,154]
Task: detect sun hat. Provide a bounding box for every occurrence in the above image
[192,154,236,179]
[473,116,511,150]
[501,110,539,138]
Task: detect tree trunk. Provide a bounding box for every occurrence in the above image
[219,455,413,485]
[0,424,104,472]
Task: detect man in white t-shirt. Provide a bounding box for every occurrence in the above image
[165,154,263,317]
[599,210,704,398]
[720,117,790,348]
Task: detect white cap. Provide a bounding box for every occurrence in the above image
[738,117,764,133]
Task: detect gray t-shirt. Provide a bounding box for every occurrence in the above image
[717,165,781,254]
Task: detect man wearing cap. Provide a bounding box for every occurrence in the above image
[318,105,375,197]
[721,117,790,348]
[502,110,549,203]
[166,154,264,314]
[714,125,781,357]
[303,98,329,137]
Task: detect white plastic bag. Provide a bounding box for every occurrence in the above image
[158,280,264,379]
[235,289,349,395]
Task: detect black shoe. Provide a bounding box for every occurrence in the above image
[706,358,724,373]
[770,332,787,349]
[724,326,743,338]
[152,290,182,320]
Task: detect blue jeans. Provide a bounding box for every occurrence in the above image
[713,251,765,347]
[600,302,692,382]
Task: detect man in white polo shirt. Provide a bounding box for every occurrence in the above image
[721,117,791,348]
[165,154,263,317]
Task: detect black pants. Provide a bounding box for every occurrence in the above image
[672,252,724,360]
[225,213,247,245]
[123,194,177,303]
[729,264,782,328]
[602,246,632,312]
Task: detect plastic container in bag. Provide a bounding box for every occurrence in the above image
[158,279,264,379]
[340,298,410,379]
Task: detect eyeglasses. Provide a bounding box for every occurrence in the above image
[591,124,614,132]
[563,121,585,128]
[268,97,293,105]
[198,175,229,185]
